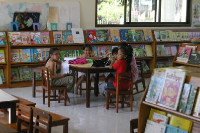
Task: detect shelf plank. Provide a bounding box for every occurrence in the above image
[0,45,6,48]
[157,56,174,58]
[11,62,45,66]
[10,44,85,47]
[0,63,7,66]
[10,81,42,88]
[142,101,200,122]
[156,41,190,43]
[173,61,200,68]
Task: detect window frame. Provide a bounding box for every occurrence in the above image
[95,0,192,27]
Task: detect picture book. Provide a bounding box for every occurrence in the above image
[126,29,137,42]
[32,66,42,80]
[176,47,192,63]
[98,46,112,57]
[104,29,111,42]
[66,31,74,44]
[177,83,191,113]
[119,29,128,42]
[165,124,188,133]
[176,32,181,41]
[62,31,67,44]
[157,45,166,56]
[32,49,38,62]
[148,108,167,120]
[145,76,164,104]
[132,47,147,57]
[169,115,193,132]
[21,32,31,45]
[30,32,41,44]
[152,112,169,125]
[0,32,6,45]
[193,89,200,118]
[45,48,50,60]
[185,45,197,54]
[19,49,23,62]
[160,30,168,41]
[110,29,120,42]
[166,30,173,41]
[30,49,34,62]
[92,46,98,56]
[41,32,50,44]
[165,47,172,56]
[0,69,5,82]
[19,67,31,81]
[71,28,85,43]
[41,49,46,61]
[144,120,166,133]
[0,50,5,63]
[10,49,20,62]
[37,49,42,61]
[189,53,200,65]
[171,46,178,56]
[158,68,186,110]
[145,45,153,56]
[143,29,153,41]
[96,29,108,42]
[11,68,20,82]
[154,30,160,41]
[141,60,150,73]
[53,31,62,44]
[86,29,97,43]
[9,32,21,45]
[136,30,145,41]
[22,49,31,62]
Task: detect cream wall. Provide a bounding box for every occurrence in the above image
[1,0,200,30]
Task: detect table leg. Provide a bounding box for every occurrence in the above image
[10,103,16,123]
[63,122,68,133]
[32,72,36,97]
[94,73,99,96]
[86,70,90,108]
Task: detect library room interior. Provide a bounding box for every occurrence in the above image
[0,0,200,133]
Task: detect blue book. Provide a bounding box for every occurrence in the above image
[22,49,31,62]
[30,49,34,62]
[33,49,38,62]
[119,29,128,42]
[92,46,98,56]
[165,124,188,133]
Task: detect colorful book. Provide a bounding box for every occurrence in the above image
[30,32,41,44]
[92,46,98,56]
[45,48,50,60]
[132,45,147,57]
[21,32,31,45]
[141,60,150,73]
[9,32,21,45]
[19,49,23,62]
[19,67,32,81]
[110,29,120,42]
[143,29,153,41]
[145,76,164,104]
[171,46,178,56]
[144,120,166,133]
[0,32,7,45]
[126,29,137,42]
[37,49,42,61]
[158,68,186,110]
[98,46,112,57]
[193,89,200,118]
[66,31,74,44]
[169,115,193,132]
[0,69,5,82]
[165,124,188,133]
[145,45,153,56]
[176,47,192,63]
[10,49,20,62]
[86,29,97,43]
[96,29,108,42]
[71,28,85,43]
[189,53,200,65]
[152,112,169,125]
[11,68,20,82]
[41,49,46,61]
[0,50,5,63]
[157,45,165,56]
[119,29,128,42]
[22,49,31,62]
[165,47,172,56]
[53,31,62,44]
[148,108,167,120]
[177,83,191,113]
[32,66,42,80]
[160,30,168,41]
[33,49,38,62]
[154,30,161,41]
[62,31,67,44]
[41,32,50,44]
[136,30,145,41]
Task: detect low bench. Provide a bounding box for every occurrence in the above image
[12,95,36,108]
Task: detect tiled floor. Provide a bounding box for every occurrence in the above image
[2,79,149,133]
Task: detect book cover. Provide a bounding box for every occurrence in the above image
[185,45,197,54]
[37,49,42,61]
[145,76,164,104]
[60,50,68,60]
[19,49,23,62]
[62,31,67,44]
[141,60,150,73]
[160,30,168,41]
[33,49,38,62]
[171,46,178,56]
[176,47,192,63]
[157,45,165,56]
[21,32,31,45]
[110,29,120,42]
[71,28,85,43]
[177,83,191,113]
[105,29,111,42]
[9,32,21,45]
[32,66,42,80]
[0,50,5,63]
[189,53,200,65]
[165,47,172,56]
[19,67,31,81]
[169,115,193,132]
[86,29,97,43]
[45,48,50,60]
[41,48,46,61]
[53,31,62,44]
[193,89,200,118]
[0,69,5,82]
[30,49,33,62]
[145,45,153,56]
[126,29,137,42]
[92,46,98,56]
[11,68,20,82]
[0,32,6,45]
[41,32,50,44]
[136,30,145,41]
[22,49,31,62]
[158,68,186,110]
[30,32,41,44]
[148,108,167,120]
[152,112,169,125]
[96,29,108,42]
[166,30,173,41]
[143,29,153,41]
[165,124,188,133]
[132,45,147,57]
[144,120,166,133]
[154,30,161,41]
[66,31,74,44]
[98,46,112,57]
[119,29,128,42]
[10,49,20,62]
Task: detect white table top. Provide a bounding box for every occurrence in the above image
[0,89,18,103]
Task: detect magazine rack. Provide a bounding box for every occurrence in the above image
[138,67,200,133]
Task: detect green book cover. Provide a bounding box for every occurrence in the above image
[19,67,32,81]
[11,68,20,82]
[0,32,6,45]
[0,49,5,63]
[0,69,5,82]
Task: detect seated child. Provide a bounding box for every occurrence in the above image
[45,47,75,96]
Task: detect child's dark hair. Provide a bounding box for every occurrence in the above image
[119,43,133,72]
[83,44,92,51]
[112,47,118,55]
[45,47,60,65]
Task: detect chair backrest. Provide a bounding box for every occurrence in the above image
[136,61,144,78]
[17,104,33,133]
[41,66,50,87]
[34,109,52,133]
[130,119,138,133]
[116,72,133,92]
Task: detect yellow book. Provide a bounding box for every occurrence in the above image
[145,45,153,56]
[148,108,166,120]
[169,115,193,132]
[19,49,23,62]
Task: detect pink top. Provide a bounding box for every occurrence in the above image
[131,57,138,83]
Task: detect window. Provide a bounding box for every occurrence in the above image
[95,0,191,27]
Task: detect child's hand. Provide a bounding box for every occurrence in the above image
[62,73,68,77]
[110,57,115,63]
[104,52,111,58]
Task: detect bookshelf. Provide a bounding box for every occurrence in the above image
[138,68,200,133]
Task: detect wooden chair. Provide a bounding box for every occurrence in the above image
[7,104,33,133]
[34,109,52,133]
[106,72,134,113]
[130,119,138,133]
[41,66,70,107]
[133,61,146,95]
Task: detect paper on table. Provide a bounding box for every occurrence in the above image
[60,58,76,75]
[48,6,58,23]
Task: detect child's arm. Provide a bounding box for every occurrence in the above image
[104,52,111,58]
[109,57,115,69]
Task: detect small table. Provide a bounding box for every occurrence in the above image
[0,122,17,133]
[0,90,19,123]
[69,63,114,108]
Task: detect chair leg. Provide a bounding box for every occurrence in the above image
[80,83,82,95]
[64,90,67,106]
[106,91,109,109]
[121,95,124,108]
[130,94,133,112]
[116,94,119,113]
[32,72,36,97]
[58,90,60,103]
[43,88,45,104]
[142,80,146,90]
[66,94,70,103]
[135,83,139,92]
[48,90,50,107]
